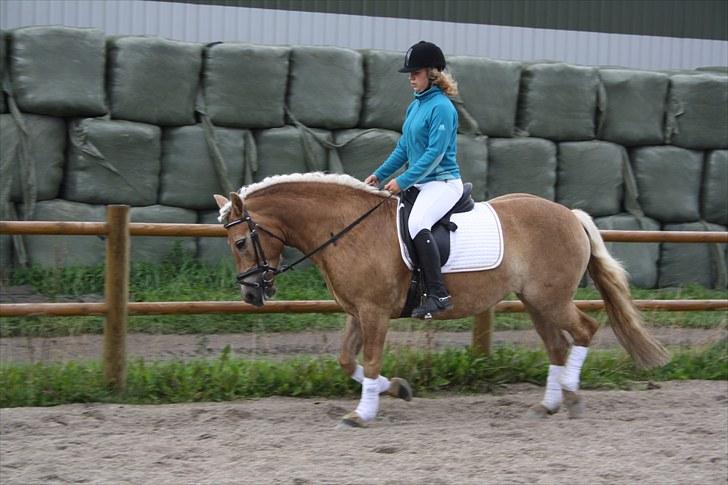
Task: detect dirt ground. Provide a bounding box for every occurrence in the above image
[0,380,726,484]
[2,284,727,484]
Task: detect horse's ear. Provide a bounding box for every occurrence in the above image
[229,192,244,217]
[213,194,229,209]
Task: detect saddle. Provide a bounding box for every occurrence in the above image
[398,182,475,267]
[397,182,475,317]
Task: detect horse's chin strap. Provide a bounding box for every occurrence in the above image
[224,194,393,288]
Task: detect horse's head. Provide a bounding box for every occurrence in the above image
[214,192,285,307]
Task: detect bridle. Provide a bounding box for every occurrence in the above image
[223,193,393,292]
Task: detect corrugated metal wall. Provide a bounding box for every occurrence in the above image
[2,0,727,70]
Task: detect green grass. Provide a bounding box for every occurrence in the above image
[2,255,726,337]
[1,343,725,408]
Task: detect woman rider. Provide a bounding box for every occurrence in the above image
[365,40,463,319]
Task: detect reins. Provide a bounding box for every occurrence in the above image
[224,192,393,289]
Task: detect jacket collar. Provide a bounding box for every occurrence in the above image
[414,85,442,100]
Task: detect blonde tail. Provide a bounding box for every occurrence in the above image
[573,210,670,369]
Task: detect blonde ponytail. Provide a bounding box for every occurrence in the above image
[428,68,459,98]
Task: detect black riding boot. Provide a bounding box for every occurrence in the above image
[411,229,453,319]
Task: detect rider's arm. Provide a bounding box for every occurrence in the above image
[373,135,408,182]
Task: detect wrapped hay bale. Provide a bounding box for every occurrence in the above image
[517,63,599,141]
[556,141,624,216]
[702,150,728,225]
[198,210,234,267]
[448,56,521,137]
[659,222,727,289]
[666,73,728,149]
[130,205,197,263]
[287,46,363,129]
[107,36,202,126]
[359,49,411,131]
[159,124,251,210]
[254,126,333,180]
[597,69,668,146]
[8,26,107,117]
[203,43,289,128]
[487,138,557,200]
[630,146,703,222]
[0,31,6,114]
[25,200,106,267]
[64,118,161,206]
[457,135,488,201]
[594,214,661,288]
[1,113,66,203]
[334,129,399,181]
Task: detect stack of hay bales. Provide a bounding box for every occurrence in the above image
[1,26,725,288]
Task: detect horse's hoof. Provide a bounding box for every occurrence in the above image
[387,377,413,402]
[563,390,584,419]
[338,412,367,429]
[526,404,558,419]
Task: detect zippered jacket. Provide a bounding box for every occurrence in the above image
[373,85,460,190]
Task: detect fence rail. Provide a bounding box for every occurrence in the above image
[1,205,727,391]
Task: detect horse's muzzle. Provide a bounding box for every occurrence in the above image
[241,281,276,307]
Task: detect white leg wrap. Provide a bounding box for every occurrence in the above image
[542,365,564,411]
[560,346,589,392]
[351,365,390,393]
[351,365,364,383]
[354,377,381,422]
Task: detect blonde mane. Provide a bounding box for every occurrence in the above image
[218,172,389,221]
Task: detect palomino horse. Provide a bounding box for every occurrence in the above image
[214,172,669,427]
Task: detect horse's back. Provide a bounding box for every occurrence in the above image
[489,194,591,283]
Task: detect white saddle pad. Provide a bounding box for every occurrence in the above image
[397,201,504,274]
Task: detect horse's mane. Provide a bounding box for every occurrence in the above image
[218,172,389,221]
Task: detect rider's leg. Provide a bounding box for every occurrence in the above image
[408,179,463,318]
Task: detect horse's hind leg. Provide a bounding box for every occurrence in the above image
[522,298,599,419]
[338,314,411,428]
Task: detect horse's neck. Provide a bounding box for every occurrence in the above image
[248,185,394,260]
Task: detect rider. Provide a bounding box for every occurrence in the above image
[365,40,463,319]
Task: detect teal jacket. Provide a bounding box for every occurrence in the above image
[374,85,460,190]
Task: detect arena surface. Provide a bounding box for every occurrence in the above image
[1,380,726,484]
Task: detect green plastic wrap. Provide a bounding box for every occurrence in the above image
[8,26,106,117]
[556,141,624,216]
[64,118,161,206]
[487,138,557,200]
[203,43,289,129]
[630,146,703,223]
[107,36,202,126]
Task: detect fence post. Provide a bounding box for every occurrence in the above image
[103,205,130,392]
[472,308,494,356]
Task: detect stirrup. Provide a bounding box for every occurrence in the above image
[411,294,453,320]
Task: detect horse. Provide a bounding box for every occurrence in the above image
[214,172,670,428]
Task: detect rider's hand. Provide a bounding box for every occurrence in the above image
[384,179,401,194]
[364,174,379,187]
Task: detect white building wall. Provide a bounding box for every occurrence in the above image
[2,0,727,71]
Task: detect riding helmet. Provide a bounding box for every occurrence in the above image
[399,41,446,73]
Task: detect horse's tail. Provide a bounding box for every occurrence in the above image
[572,209,670,369]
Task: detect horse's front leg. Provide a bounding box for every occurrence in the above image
[339,311,411,428]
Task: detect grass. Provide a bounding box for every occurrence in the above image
[1,252,726,337]
[1,342,725,408]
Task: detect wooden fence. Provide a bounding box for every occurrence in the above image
[1,205,727,391]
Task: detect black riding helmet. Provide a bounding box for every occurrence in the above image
[399,41,446,73]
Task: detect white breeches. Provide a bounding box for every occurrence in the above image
[408,179,464,239]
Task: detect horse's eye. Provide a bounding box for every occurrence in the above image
[235,238,247,250]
